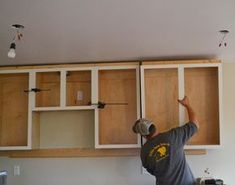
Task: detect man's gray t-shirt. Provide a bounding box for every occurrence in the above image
[141,122,198,185]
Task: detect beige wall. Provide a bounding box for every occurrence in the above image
[39,110,94,148]
[0,62,234,185]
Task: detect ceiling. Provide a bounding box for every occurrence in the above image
[0,0,234,66]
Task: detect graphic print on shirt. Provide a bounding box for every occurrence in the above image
[148,143,170,162]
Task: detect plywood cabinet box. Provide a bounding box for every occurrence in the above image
[0,60,222,152]
[0,73,29,149]
[141,62,222,149]
[0,64,140,151]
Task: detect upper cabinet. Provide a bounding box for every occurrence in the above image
[0,72,30,150]
[184,66,220,147]
[141,62,222,149]
[0,60,222,151]
[96,66,140,148]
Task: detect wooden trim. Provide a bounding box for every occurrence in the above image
[0,60,220,71]
[178,66,185,126]
[0,64,95,71]
[142,59,221,65]
[0,148,206,158]
[185,149,207,155]
[60,70,66,108]
[0,62,139,71]
[94,62,139,67]
[0,148,140,158]
[32,106,95,111]
[218,64,223,146]
[135,67,141,146]
[32,112,40,149]
[140,66,145,118]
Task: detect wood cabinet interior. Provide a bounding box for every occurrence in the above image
[66,71,91,106]
[144,68,179,133]
[32,110,94,149]
[98,69,138,145]
[185,67,220,145]
[36,72,60,107]
[0,73,28,146]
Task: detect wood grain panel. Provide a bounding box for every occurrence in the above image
[145,68,179,133]
[0,74,28,146]
[36,72,60,107]
[185,67,220,145]
[99,69,138,145]
[66,71,91,106]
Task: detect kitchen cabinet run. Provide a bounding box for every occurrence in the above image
[0,60,222,152]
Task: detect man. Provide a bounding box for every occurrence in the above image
[133,96,199,185]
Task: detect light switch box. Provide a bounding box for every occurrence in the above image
[77,91,84,101]
[14,165,20,176]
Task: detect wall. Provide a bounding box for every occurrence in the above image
[0,62,234,185]
[39,110,94,149]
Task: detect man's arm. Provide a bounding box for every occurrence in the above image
[178,96,199,129]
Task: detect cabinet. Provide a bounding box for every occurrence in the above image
[141,62,222,149]
[31,67,95,150]
[0,63,140,151]
[95,66,140,148]
[0,60,222,153]
[184,67,220,146]
[0,73,30,150]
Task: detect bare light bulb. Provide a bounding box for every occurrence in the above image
[8,43,16,58]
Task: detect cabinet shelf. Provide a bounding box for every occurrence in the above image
[32,106,95,111]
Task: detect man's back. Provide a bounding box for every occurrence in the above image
[141,122,197,185]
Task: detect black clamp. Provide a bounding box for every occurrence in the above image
[88,101,128,109]
[24,88,50,93]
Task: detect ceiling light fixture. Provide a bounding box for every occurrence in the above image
[219,30,229,47]
[7,24,24,58]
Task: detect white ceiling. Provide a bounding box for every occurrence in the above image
[0,0,234,66]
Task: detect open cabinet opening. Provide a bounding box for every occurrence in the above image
[32,110,94,149]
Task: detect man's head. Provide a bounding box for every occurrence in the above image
[132,118,156,138]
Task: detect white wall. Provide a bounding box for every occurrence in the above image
[0,62,235,185]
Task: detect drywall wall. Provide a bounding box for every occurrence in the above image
[39,110,94,148]
[0,62,234,185]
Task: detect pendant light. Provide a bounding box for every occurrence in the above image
[7,24,24,58]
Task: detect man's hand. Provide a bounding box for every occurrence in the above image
[178,96,189,107]
[178,96,199,129]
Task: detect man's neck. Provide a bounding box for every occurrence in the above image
[146,132,158,141]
